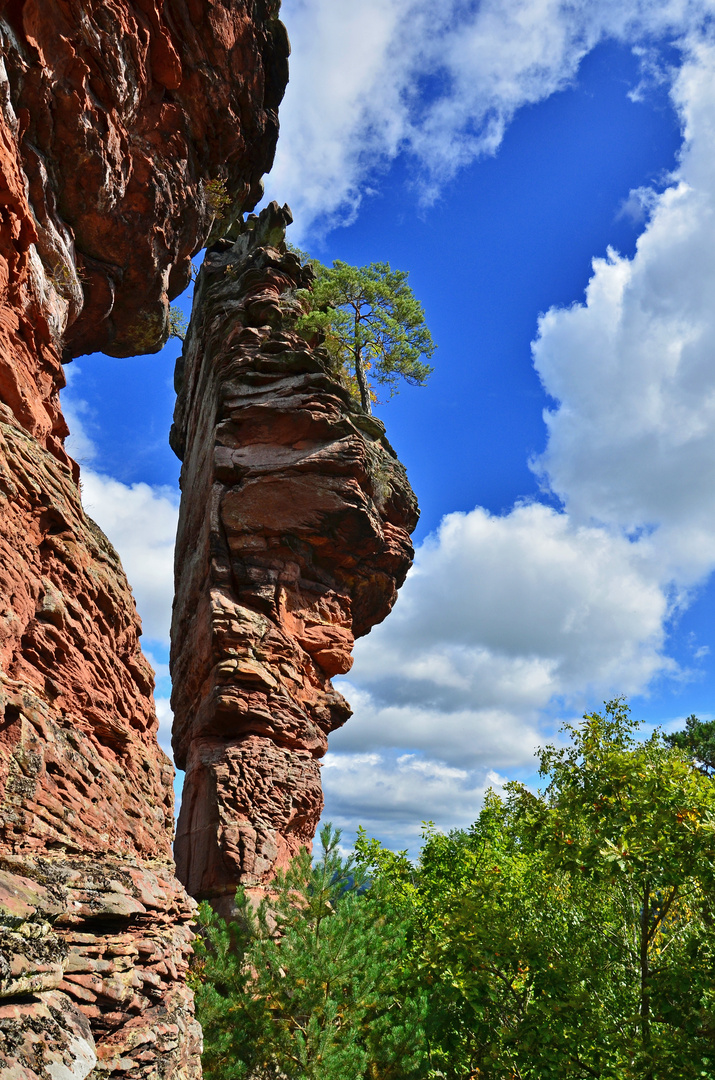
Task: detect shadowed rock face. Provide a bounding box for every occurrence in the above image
[170,202,419,911]
[0,2,288,1076]
[1,0,287,359]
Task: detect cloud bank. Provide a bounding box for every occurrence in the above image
[63,392,178,647]
[271,0,715,237]
[324,25,715,847]
[79,471,178,646]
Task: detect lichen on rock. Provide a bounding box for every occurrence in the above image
[0,857,202,1079]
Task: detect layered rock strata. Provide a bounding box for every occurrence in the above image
[0,409,201,1077]
[0,1,289,1076]
[170,202,419,910]
[1,860,198,1078]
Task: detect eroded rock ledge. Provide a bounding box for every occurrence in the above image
[0,858,198,1078]
[170,202,419,910]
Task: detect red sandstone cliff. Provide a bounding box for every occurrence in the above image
[0,2,287,1076]
[0,0,286,361]
[170,202,419,912]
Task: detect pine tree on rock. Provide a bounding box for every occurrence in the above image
[297,260,435,414]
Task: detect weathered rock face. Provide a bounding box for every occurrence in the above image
[1,0,287,360]
[0,411,176,859]
[0,859,200,1078]
[0,407,201,1076]
[0,1,289,1076]
[170,202,419,911]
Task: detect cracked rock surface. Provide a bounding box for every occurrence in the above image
[0,860,200,1079]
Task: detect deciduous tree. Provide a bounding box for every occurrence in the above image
[358,701,715,1078]
[194,704,715,1079]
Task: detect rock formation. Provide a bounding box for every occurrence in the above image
[0,0,286,360]
[0,2,288,1076]
[170,202,419,911]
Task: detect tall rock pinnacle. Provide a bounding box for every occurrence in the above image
[170,202,419,911]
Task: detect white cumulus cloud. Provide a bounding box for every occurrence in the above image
[321,750,498,853]
[79,470,178,645]
[533,38,715,587]
[326,500,675,840]
[155,696,174,758]
[271,0,715,237]
[322,25,715,845]
[352,503,670,711]
[63,389,178,646]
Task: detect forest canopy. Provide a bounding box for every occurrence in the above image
[192,700,715,1079]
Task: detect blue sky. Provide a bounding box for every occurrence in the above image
[63,0,715,852]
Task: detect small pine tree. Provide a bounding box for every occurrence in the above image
[296,260,435,414]
[664,713,715,776]
[168,306,187,341]
[192,824,428,1080]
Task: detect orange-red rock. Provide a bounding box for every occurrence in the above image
[0,2,288,1076]
[170,203,419,911]
[1,0,287,359]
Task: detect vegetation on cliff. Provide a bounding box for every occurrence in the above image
[192,701,715,1079]
[295,257,436,414]
[171,200,419,899]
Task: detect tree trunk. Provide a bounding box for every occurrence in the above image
[355,347,371,414]
[640,880,653,1079]
[351,309,369,416]
[353,308,371,413]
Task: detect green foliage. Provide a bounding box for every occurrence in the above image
[286,240,312,265]
[192,824,427,1080]
[664,713,715,776]
[168,306,187,341]
[204,177,231,218]
[195,706,715,1080]
[357,700,715,1079]
[296,259,435,414]
[47,258,82,300]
